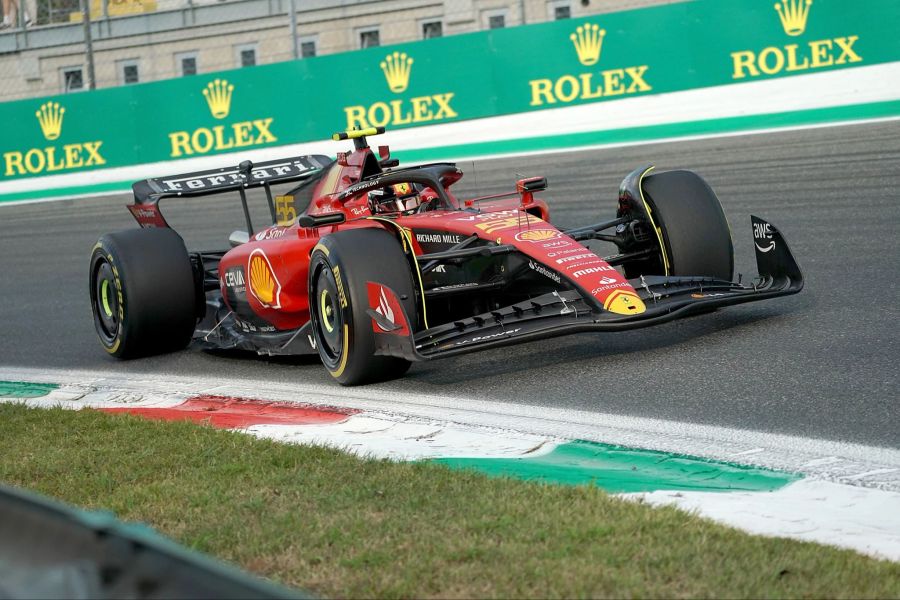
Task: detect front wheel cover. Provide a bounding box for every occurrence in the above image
[307,230,416,385]
[308,253,351,377]
[89,243,126,356]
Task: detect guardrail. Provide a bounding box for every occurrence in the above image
[1,0,897,182]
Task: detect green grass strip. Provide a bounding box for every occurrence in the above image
[436,440,800,493]
[1,100,898,206]
[0,380,59,398]
[0,403,897,598]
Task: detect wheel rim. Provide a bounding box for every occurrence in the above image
[92,259,119,343]
[311,263,344,366]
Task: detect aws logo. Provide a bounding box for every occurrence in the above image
[731,0,862,80]
[343,51,457,130]
[4,101,106,177]
[168,79,277,158]
[529,22,651,107]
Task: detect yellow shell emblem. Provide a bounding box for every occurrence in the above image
[248,252,280,307]
[517,229,559,242]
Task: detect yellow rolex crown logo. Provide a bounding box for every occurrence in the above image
[35,101,65,141]
[774,0,812,36]
[380,51,413,93]
[203,78,234,119]
[570,23,606,66]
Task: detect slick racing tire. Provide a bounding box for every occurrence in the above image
[639,170,734,281]
[308,228,417,386]
[89,228,197,359]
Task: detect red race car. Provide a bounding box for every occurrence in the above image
[90,127,803,385]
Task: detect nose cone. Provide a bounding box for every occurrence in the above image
[603,290,646,315]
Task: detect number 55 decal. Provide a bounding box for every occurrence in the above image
[275,195,297,226]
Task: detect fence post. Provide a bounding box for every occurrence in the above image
[81,0,96,89]
[288,0,298,59]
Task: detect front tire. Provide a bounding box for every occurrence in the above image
[308,228,417,386]
[638,169,734,280]
[89,228,197,359]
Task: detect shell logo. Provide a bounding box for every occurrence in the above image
[248,249,282,308]
[515,229,560,242]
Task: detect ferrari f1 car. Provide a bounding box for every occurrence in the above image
[90,127,803,385]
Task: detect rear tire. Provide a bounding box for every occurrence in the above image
[640,169,734,280]
[308,228,417,386]
[89,228,197,359]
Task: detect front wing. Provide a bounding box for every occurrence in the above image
[374,216,803,361]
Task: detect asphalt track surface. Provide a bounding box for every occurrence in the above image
[1,121,898,448]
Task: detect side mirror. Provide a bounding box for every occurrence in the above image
[229,230,250,247]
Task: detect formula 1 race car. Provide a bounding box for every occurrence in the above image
[89,127,803,385]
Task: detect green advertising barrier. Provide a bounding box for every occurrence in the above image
[2,0,898,183]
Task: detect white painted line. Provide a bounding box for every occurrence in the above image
[0,382,558,461]
[843,469,900,481]
[2,366,898,490]
[434,115,900,165]
[628,480,900,561]
[246,416,556,461]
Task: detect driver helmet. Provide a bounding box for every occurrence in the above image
[368,183,421,214]
[390,182,421,212]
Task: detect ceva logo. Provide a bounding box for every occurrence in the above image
[168,79,278,158]
[730,0,862,80]
[343,51,458,130]
[3,100,106,177]
[528,22,651,107]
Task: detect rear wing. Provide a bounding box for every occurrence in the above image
[129,154,333,228]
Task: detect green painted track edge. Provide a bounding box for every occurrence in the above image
[0,381,60,398]
[434,439,802,494]
[1,99,898,205]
